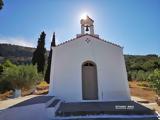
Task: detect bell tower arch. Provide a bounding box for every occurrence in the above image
[80,16,94,35]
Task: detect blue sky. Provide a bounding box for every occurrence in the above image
[0,0,160,55]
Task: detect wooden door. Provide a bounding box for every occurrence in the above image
[82,62,98,100]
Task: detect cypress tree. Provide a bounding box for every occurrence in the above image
[32,31,46,73]
[44,32,56,83]
[0,0,3,10]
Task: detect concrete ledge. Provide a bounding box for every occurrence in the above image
[10,96,54,108]
[55,114,159,120]
[56,101,156,117]
[47,99,62,119]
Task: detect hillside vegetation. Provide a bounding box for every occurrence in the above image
[0,43,159,81]
[0,44,35,64]
[125,54,160,81]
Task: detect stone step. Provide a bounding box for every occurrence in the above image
[46,99,62,119]
[48,99,60,108]
[10,96,54,108]
[54,115,159,120]
[55,101,156,117]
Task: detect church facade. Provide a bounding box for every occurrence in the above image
[49,16,130,102]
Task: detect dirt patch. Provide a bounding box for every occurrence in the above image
[129,81,157,102]
[0,81,49,100]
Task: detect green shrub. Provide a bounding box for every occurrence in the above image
[148,69,160,95]
[1,64,43,92]
[2,59,16,68]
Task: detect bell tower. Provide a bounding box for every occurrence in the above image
[80,16,94,35]
[77,15,99,38]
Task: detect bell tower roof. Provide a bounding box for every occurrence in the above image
[80,16,94,27]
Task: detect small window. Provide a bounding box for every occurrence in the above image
[84,63,89,66]
[83,62,94,66]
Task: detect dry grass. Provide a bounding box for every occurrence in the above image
[129,81,157,102]
[0,91,12,100]
[0,81,49,100]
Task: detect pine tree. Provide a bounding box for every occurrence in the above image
[32,31,46,73]
[44,32,56,83]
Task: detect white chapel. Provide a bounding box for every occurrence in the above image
[1,16,157,120]
[49,16,131,102]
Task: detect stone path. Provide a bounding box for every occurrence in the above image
[0,95,37,110]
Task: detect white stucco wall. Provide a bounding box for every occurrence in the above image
[49,34,130,102]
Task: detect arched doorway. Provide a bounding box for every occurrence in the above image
[82,61,98,100]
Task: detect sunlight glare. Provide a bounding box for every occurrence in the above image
[80,13,88,20]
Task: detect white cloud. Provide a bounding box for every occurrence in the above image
[0,36,35,47]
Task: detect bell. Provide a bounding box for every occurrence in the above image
[86,26,89,31]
